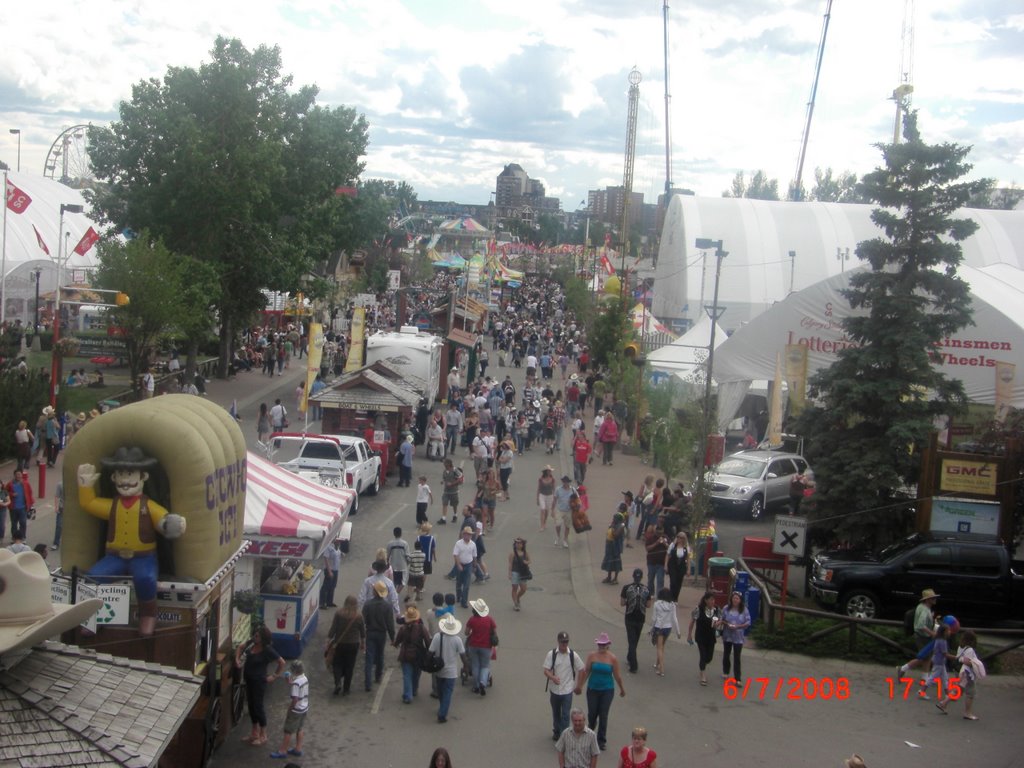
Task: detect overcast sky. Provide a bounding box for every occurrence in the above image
[2,0,1021,209]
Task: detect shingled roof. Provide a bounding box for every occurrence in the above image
[0,642,202,768]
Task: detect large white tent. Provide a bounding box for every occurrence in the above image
[646,312,726,377]
[712,265,1024,411]
[1,172,99,326]
[653,195,1024,331]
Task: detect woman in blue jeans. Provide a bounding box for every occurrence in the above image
[721,591,752,683]
[393,605,429,703]
[574,632,626,751]
[464,599,496,694]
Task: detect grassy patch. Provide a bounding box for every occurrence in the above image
[751,614,914,666]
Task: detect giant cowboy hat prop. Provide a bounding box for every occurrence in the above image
[0,551,103,655]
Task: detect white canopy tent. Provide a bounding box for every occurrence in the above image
[1,172,99,326]
[653,194,1024,331]
[647,312,725,376]
[713,265,1024,413]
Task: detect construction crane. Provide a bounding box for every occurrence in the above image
[791,0,833,201]
[892,0,915,143]
[620,67,641,294]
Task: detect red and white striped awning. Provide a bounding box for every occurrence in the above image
[244,452,354,541]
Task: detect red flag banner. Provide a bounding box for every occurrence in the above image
[5,178,32,214]
[72,226,99,255]
[32,225,50,256]
[599,254,615,275]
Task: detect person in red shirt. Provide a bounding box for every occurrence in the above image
[598,413,620,466]
[465,599,497,695]
[573,433,592,485]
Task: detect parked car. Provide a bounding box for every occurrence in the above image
[810,532,1024,622]
[704,450,810,520]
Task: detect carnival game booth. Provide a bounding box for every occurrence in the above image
[239,452,355,658]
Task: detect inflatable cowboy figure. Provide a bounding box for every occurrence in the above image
[77,446,187,636]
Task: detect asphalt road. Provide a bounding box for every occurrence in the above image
[205,361,1022,768]
[20,357,1020,767]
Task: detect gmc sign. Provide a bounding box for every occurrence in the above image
[940,459,997,495]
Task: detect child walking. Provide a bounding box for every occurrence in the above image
[270,660,309,759]
[415,475,434,525]
[936,629,984,720]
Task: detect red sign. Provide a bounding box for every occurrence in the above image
[5,179,31,214]
[247,539,311,558]
[32,225,50,256]
[72,226,99,255]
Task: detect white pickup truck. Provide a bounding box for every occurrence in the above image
[266,433,382,513]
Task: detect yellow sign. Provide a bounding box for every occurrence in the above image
[939,459,997,496]
[302,323,324,414]
[345,308,366,373]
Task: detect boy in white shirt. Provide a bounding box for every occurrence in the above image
[270,661,309,759]
[415,475,434,525]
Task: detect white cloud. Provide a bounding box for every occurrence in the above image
[1,0,1020,206]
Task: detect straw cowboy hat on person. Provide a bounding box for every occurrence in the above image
[438,614,463,635]
[919,589,940,602]
[0,551,103,656]
[404,605,421,622]
[373,581,389,598]
[845,755,867,768]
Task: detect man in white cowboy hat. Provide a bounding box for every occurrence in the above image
[77,446,187,636]
[0,550,102,658]
[428,613,468,723]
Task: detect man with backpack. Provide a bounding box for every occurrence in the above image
[620,568,652,674]
[543,631,584,741]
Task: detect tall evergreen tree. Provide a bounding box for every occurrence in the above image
[795,112,991,545]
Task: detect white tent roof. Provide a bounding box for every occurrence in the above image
[2,172,100,324]
[647,312,727,375]
[244,452,354,542]
[713,265,1024,409]
[653,194,1024,330]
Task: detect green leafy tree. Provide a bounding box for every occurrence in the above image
[88,37,371,376]
[723,170,780,200]
[809,167,868,203]
[94,234,219,383]
[967,183,1024,210]
[794,112,991,546]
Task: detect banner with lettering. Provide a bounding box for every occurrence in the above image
[302,322,324,417]
[4,178,31,214]
[784,342,808,414]
[344,307,366,373]
[994,361,1015,423]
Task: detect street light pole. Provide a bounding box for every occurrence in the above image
[692,237,727,527]
[9,129,20,172]
[32,268,42,334]
[51,203,83,407]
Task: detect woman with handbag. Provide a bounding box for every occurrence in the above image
[326,595,366,696]
[465,599,497,695]
[508,537,532,611]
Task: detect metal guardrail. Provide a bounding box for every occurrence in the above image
[739,555,1024,664]
[104,357,219,407]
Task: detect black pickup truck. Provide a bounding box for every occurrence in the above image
[810,532,1024,623]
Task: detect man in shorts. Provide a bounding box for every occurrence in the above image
[552,475,575,549]
[439,458,463,524]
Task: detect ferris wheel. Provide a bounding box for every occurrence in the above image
[43,124,94,188]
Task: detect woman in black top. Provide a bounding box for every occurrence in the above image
[236,625,285,745]
[686,591,721,687]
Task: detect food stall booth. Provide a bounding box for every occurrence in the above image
[313,362,422,475]
[237,452,355,658]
